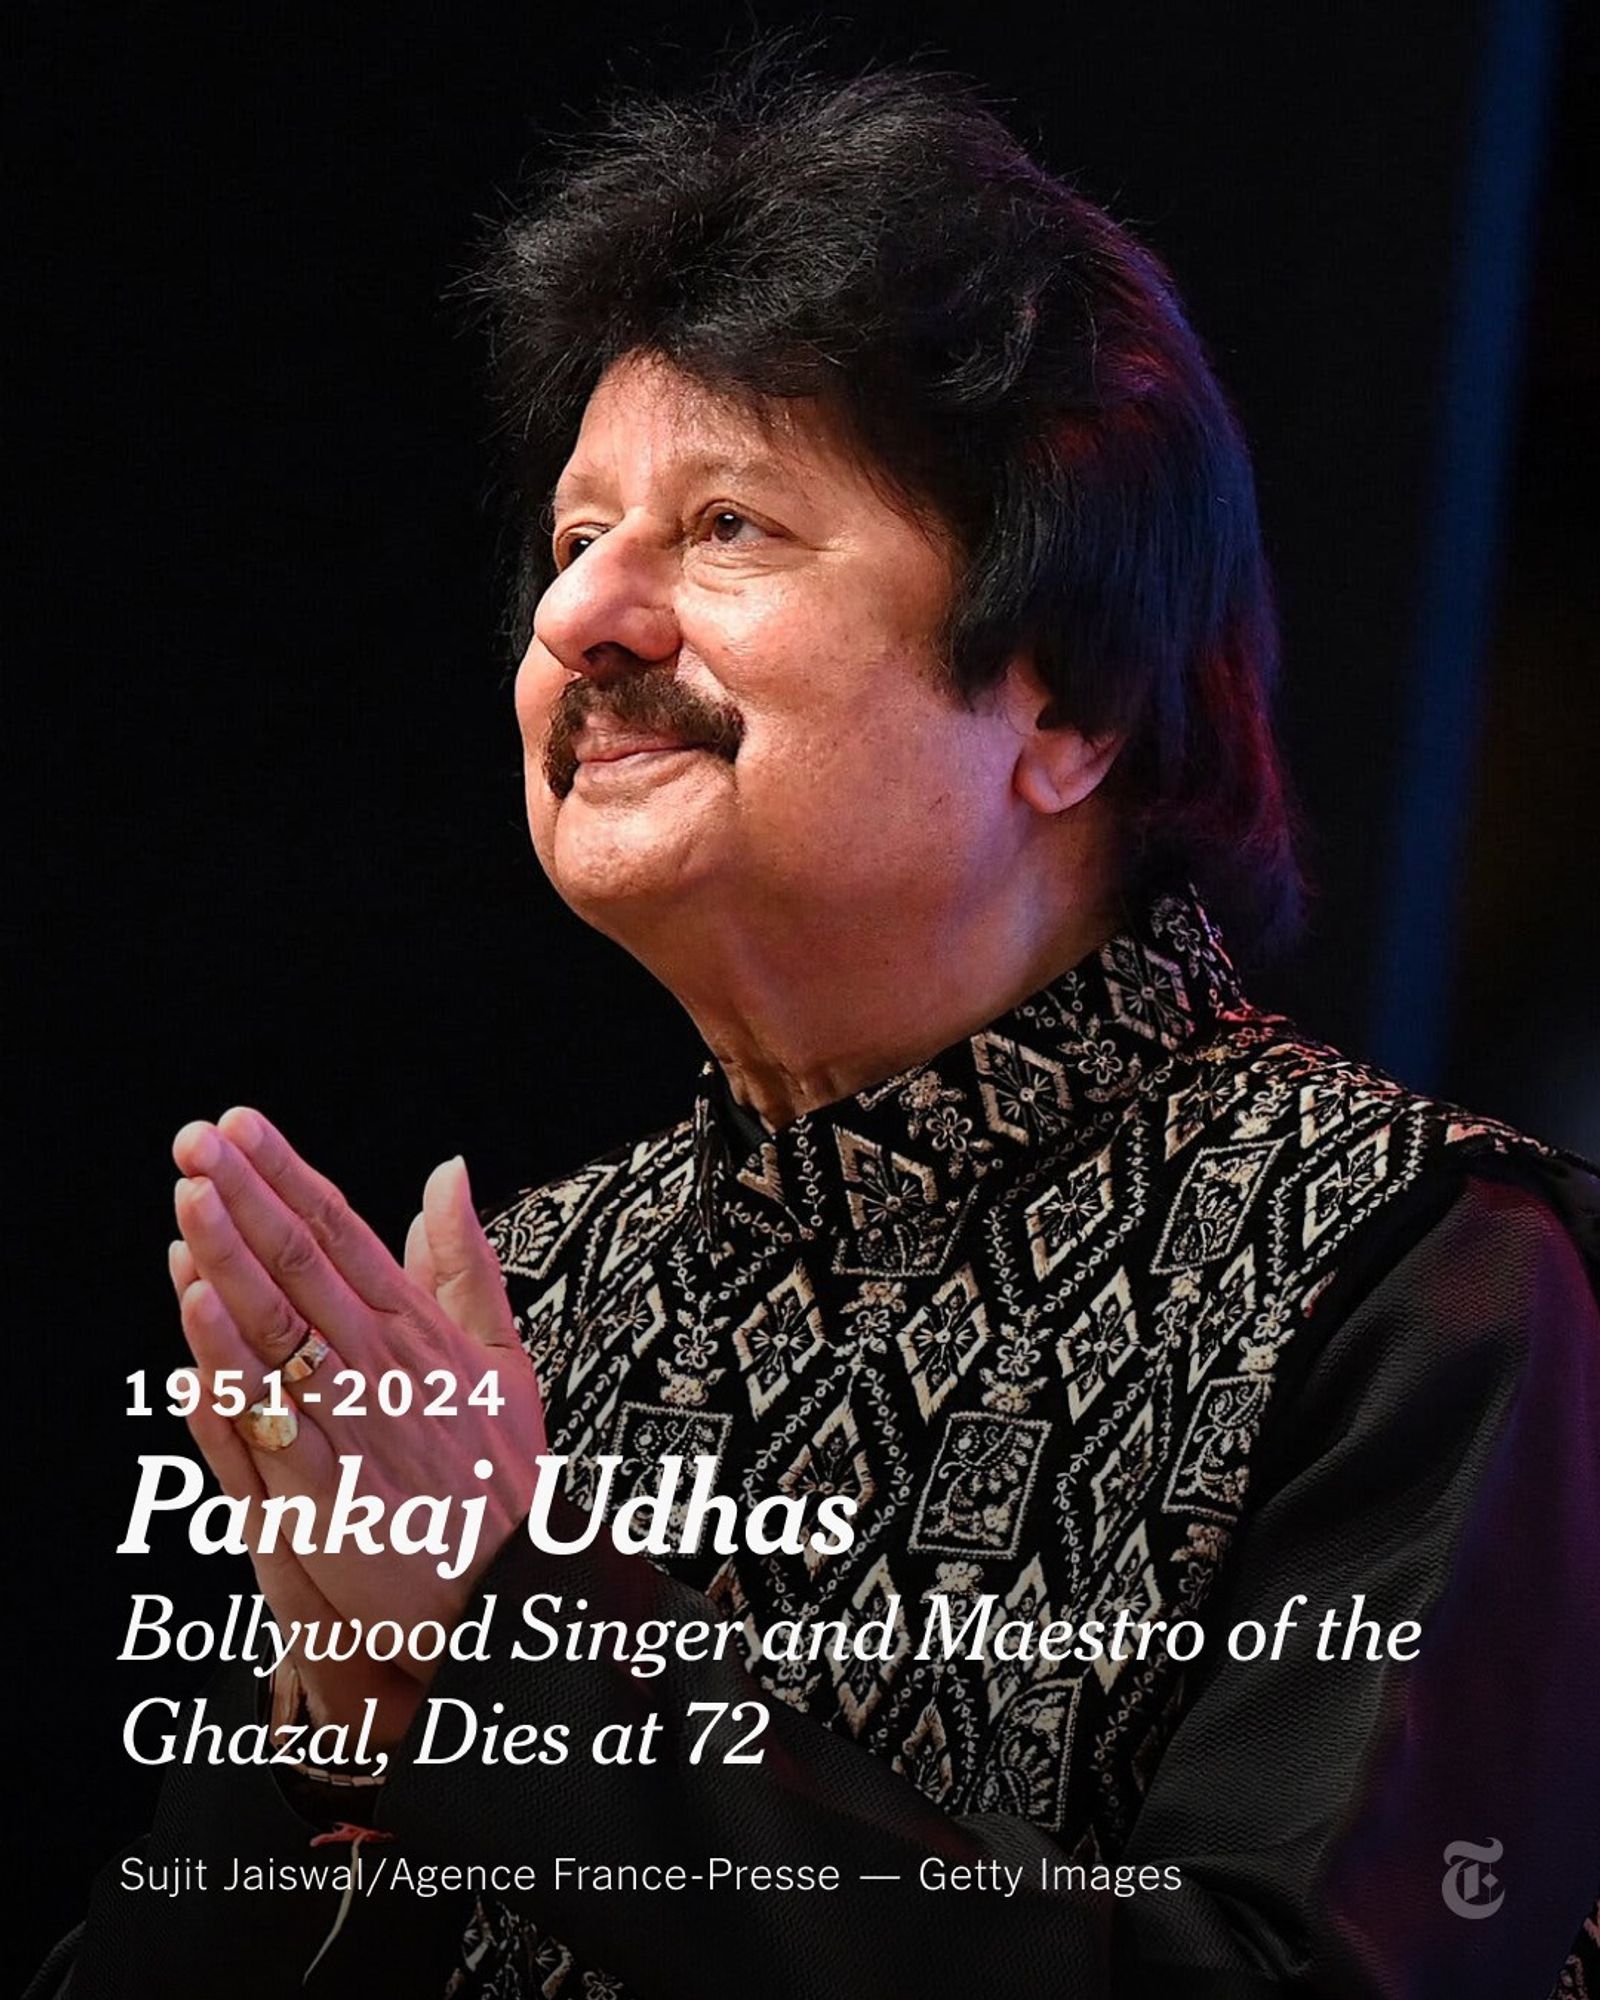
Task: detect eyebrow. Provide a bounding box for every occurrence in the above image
[549,452,804,518]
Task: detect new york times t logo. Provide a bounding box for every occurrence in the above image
[1442,1838,1505,1918]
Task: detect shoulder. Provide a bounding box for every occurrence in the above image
[1302,1166,1599,1399]
[1196,1009,1553,1166]
[1165,1005,1593,1286]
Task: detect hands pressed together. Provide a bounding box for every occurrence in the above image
[168,1107,548,1747]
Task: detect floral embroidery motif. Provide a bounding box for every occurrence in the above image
[909,1413,1051,1559]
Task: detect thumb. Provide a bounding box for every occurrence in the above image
[402,1209,436,1293]
[421,1156,511,1347]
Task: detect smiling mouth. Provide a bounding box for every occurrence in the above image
[567,741,722,796]
[544,682,746,800]
[575,737,709,765]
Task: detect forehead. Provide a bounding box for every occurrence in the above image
[551,352,890,513]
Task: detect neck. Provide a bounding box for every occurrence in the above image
[658,860,1124,1131]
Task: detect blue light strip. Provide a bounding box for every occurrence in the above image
[1369,0,1560,1086]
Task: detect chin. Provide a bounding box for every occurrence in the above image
[545,811,717,928]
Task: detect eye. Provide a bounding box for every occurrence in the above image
[701,508,767,547]
[553,527,603,569]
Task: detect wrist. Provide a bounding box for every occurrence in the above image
[271,1659,420,1779]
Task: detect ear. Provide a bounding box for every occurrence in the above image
[998,658,1123,816]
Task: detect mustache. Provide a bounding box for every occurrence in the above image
[542,673,746,798]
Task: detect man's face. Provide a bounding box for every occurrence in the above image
[515,352,1026,961]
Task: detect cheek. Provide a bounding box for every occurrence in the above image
[513,652,563,844]
[513,651,547,741]
[738,686,991,883]
[732,616,959,785]
[515,647,572,770]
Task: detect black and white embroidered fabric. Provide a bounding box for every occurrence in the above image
[434,887,1597,2000]
[46,887,1600,2000]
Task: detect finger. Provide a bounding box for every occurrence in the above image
[402,1210,436,1294]
[167,1238,198,1299]
[178,1275,336,1492]
[208,1108,412,1315]
[177,1269,272,1396]
[174,1171,353,1374]
[421,1157,515,1349]
[172,1126,382,1363]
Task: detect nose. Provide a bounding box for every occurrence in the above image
[531,523,680,685]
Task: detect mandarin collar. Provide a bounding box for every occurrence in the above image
[689,887,1245,1268]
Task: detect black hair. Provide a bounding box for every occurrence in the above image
[472,40,1302,952]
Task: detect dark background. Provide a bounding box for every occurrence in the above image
[9,1,1596,1982]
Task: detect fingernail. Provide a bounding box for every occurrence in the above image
[221,1106,263,1150]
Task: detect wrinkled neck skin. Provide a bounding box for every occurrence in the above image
[609,805,1124,1131]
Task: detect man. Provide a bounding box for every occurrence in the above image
[49,52,1599,2000]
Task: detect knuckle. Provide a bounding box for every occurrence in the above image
[398,1301,449,1359]
[259,1293,305,1354]
[198,1227,238,1269]
[274,1220,322,1279]
[304,1185,349,1248]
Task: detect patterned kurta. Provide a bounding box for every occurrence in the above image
[442,887,1599,1997]
[51,886,1600,2000]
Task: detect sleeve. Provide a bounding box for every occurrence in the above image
[40,1663,465,2000]
[365,1168,1600,2000]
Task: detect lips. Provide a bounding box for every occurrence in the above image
[572,731,707,765]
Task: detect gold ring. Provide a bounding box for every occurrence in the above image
[237,1399,299,1452]
[283,1327,331,1383]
